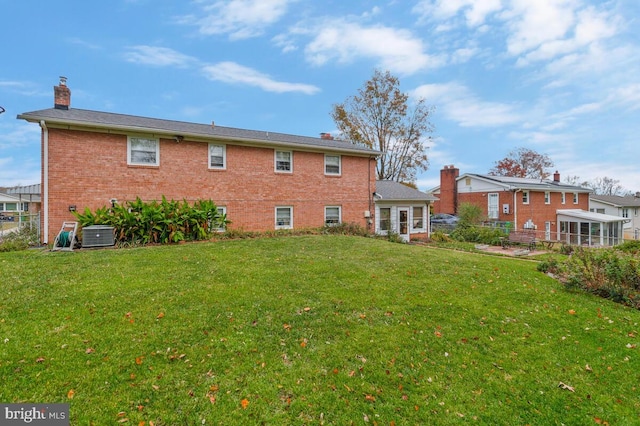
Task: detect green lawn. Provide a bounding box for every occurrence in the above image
[1,236,638,425]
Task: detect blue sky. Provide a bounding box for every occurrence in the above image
[1,0,639,192]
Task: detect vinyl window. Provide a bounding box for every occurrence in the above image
[128,136,159,166]
[325,206,341,225]
[522,191,529,204]
[379,208,391,231]
[209,144,226,169]
[573,193,579,204]
[275,206,293,229]
[544,191,550,204]
[275,151,292,172]
[325,155,341,175]
[214,207,227,232]
[412,206,424,230]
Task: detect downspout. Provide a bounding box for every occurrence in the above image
[368,156,375,233]
[39,120,49,244]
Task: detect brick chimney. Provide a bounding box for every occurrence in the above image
[54,76,70,110]
[320,132,334,140]
[438,165,459,215]
[553,170,560,182]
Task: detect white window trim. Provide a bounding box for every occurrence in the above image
[275,206,293,229]
[128,136,159,166]
[412,206,425,231]
[544,191,550,205]
[522,190,529,205]
[561,192,566,204]
[378,206,392,234]
[488,193,499,219]
[324,206,342,226]
[208,143,226,170]
[573,192,579,204]
[275,150,293,173]
[324,154,341,176]
[214,206,227,232]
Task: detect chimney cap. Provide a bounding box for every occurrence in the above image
[59,76,67,86]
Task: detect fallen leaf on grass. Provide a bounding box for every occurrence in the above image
[594,417,610,425]
[568,309,576,315]
[86,348,95,354]
[36,357,45,363]
[67,389,75,399]
[558,382,575,392]
[241,398,249,409]
[135,356,144,365]
[156,312,164,319]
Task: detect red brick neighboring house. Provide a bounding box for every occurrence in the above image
[18,79,380,243]
[431,165,628,246]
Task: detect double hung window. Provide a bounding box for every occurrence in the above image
[325,155,341,175]
[128,137,159,166]
[275,151,292,172]
[209,144,226,169]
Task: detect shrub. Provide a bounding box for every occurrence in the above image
[322,222,369,237]
[457,202,486,226]
[430,231,452,242]
[547,246,640,309]
[451,225,505,245]
[73,197,227,245]
[0,223,40,252]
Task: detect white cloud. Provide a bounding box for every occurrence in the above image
[202,61,320,94]
[303,21,443,74]
[190,0,293,40]
[413,82,522,127]
[413,0,503,27]
[123,46,196,68]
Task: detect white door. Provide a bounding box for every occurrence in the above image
[545,221,551,241]
[488,193,499,219]
[398,208,410,242]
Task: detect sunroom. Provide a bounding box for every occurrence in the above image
[557,209,629,247]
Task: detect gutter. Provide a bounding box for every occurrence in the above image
[18,114,381,157]
[39,120,49,244]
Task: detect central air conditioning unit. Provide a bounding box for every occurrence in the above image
[82,225,115,248]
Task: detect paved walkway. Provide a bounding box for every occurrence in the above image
[476,244,548,257]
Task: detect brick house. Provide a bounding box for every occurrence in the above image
[18,78,381,244]
[431,165,627,246]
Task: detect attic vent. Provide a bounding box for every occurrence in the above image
[82,225,115,248]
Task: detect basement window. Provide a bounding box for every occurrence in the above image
[276,206,293,229]
[325,206,341,225]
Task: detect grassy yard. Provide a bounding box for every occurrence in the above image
[1,236,638,425]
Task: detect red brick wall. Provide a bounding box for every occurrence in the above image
[43,128,375,242]
[458,189,589,239]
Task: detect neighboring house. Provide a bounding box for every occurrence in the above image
[18,79,380,243]
[1,184,40,215]
[590,194,640,240]
[430,165,628,246]
[374,180,437,242]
